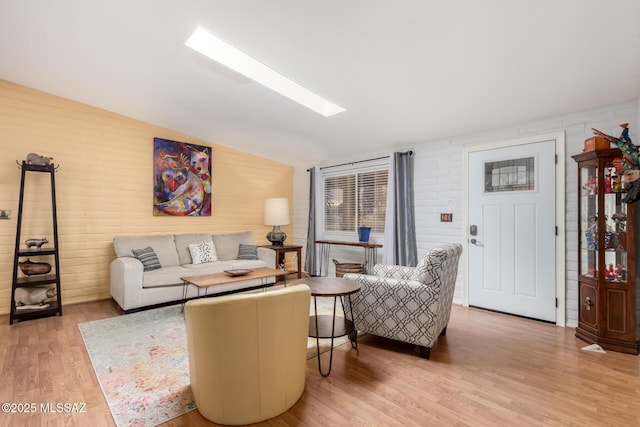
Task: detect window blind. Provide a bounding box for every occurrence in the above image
[324,169,388,233]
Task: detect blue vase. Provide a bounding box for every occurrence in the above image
[358,227,371,243]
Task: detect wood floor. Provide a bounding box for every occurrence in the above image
[1,300,638,427]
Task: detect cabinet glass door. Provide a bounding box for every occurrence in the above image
[580,165,597,277]
[603,161,628,284]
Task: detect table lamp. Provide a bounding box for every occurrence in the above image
[264,198,289,246]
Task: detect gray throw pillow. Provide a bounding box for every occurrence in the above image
[131,246,162,271]
[237,244,258,260]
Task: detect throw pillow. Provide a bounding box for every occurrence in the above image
[237,244,258,260]
[131,247,162,272]
[188,241,218,264]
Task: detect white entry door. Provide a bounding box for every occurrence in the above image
[468,140,556,322]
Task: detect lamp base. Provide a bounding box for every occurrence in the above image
[266,226,287,247]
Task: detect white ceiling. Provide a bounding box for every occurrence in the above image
[1,1,639,166]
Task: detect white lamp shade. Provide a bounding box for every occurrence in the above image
[264,198,290,226]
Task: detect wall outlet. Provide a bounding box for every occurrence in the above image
[440,213,452,222]
[0,210,10,220]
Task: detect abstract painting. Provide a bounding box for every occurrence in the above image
[153,137,212,216]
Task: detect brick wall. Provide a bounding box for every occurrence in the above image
[0,80,293,314]
[294,100,638,327]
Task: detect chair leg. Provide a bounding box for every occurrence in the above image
[419,346,431,359]
[440,325,447,336]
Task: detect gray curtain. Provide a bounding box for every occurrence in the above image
[304,167,319,275]
[382,151,417,266]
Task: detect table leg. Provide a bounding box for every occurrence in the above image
[181,281,188,313]
[364,247,377,274]
[346,295,358,348]
[259,276,275,290]
[319,243,330,276]
[314,295,338,377]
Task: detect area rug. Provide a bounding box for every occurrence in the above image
[78,297,350,427]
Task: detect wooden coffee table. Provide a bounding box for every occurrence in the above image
[289,276,361,376]
[180,267,288,311]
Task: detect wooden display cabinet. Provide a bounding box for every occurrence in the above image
[573,148,639,354]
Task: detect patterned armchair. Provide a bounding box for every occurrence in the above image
[343,243,462,359]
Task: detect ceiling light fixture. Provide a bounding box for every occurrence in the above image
[185,26,345,117]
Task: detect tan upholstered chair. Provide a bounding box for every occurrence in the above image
[184,284,311,425]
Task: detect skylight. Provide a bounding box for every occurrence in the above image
[185,26,345,117]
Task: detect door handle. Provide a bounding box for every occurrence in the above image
[470,238,483,246]
[584,297,593,311]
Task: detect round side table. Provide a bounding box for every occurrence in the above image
[290,277,361,376]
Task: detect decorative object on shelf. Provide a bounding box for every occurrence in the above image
[223,269,252,277]
[583,135,610,152]
[264,197,289,246]
[357,226,371,243]
[357,214,371,243]
[592,124,640,203]
[18,259,52,275]
[14,287,56,306]
[16,153,60,170]
[611,212,627,251]
[584,217,598,251]
[582,176,597,195]
[26,152,53,166]
[153,137,212,216]
[332,259,366,277]
[25,237,48,249]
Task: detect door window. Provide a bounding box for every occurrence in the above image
[484,157,535,192]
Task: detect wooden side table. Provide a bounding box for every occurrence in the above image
[259,244,303,281]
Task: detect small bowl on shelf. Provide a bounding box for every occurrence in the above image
[18,259,52,275]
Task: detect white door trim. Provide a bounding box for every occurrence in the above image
[462,132,566,326]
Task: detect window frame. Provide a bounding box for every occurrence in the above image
[321,159,389,239]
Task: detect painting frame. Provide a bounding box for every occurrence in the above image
[153,137,212,216]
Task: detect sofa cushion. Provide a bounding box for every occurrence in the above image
[213,231,255,261]
[410,247,447,286]
[114,235,180,267]
[182,260,237,276]
[230,259,268,270]
[174,233,215,265]
[188,241,218,264]
[131,246,162,272]
[142,265,193,288]
[237,243,258,260]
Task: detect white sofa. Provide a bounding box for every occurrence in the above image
[110,231,276,312]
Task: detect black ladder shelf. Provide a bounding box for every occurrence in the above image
[10,162,62,324]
